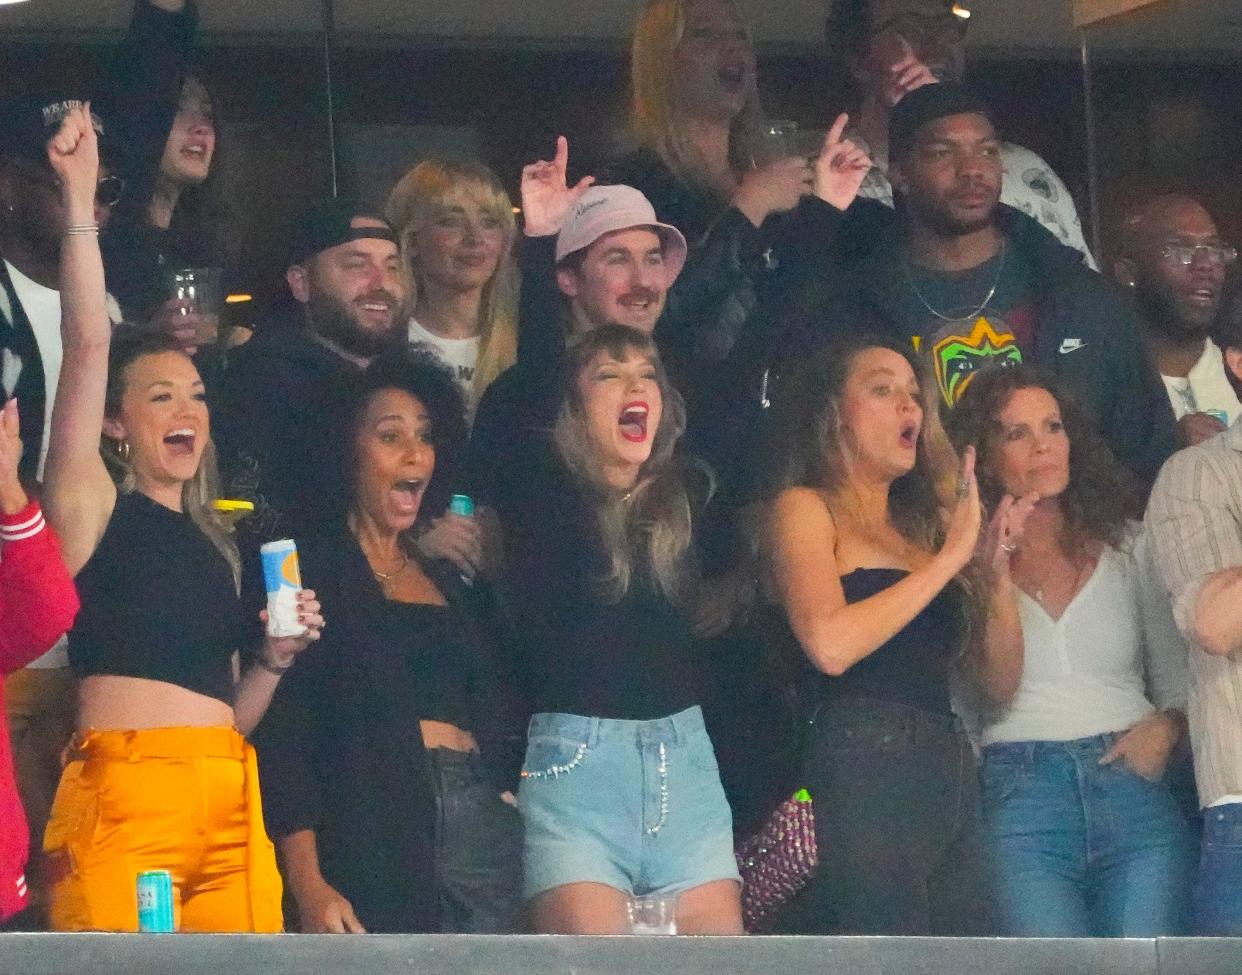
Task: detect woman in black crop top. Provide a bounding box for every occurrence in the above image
[253,349,523,934]
[759,335,1028,935]
[37,111,322,933]
[504,326,744,935]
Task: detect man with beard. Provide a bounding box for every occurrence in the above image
[213,198,402,541]
[1114,195,1239,446]
[797,83,1175,485]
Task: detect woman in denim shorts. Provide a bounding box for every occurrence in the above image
[949,367,1193,936]
[502,326,743,934]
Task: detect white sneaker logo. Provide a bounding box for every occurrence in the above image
[1059,338,1087,354]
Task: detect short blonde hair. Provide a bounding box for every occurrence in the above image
[385,158,519,404]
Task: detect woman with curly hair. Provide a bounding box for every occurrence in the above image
[760,334,1026,935]
[948,365,1194,936]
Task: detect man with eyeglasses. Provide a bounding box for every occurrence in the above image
[0,90,126,929]
[1114,195,1239,446]
[826,0,1097,267]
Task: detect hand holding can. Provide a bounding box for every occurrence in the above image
[260,539,307,638]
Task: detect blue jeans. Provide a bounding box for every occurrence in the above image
[981,733,1193,936]
[1194,802,1242,935]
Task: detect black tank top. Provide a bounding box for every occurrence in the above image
[825,568,962,715]
[69,492,242,705]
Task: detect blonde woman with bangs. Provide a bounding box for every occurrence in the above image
[386,157,519,422]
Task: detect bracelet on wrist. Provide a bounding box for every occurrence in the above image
[64,223,100,237]
[254,654,295,676]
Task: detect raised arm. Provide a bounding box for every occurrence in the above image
[768,455,981,676]
[41,105,117,576]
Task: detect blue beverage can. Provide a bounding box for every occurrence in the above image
[260,539,305,638]
[449,494,474,517]
[136,869,175,933]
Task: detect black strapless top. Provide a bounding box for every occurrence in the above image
[826,568,963,715]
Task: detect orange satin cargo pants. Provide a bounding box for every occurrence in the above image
[42,726,283,932]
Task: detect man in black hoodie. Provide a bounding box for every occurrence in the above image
[790,84,1176,484]
[212,198,402,541]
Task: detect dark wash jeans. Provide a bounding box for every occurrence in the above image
[773,695,992,935]
[428,747,523,933]
[1195,802,1242,936]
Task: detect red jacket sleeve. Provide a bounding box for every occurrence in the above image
[0,501,80,675]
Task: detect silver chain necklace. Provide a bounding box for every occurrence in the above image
[903,239,1007,324]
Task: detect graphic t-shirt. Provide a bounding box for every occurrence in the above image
[408,319,480,415]
[895,247,1038,408]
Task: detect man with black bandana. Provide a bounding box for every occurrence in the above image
[799,83,1175,485]
[213,198,403,541]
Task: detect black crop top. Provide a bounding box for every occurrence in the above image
[69,492,242,705]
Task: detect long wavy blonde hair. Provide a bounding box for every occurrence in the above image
[385,158,519,405]
[103,332,239,590]
[553,325,701,605]
[630,0,765,198]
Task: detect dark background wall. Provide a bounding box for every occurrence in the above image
[1,36,1239,316]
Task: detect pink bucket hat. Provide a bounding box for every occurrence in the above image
[555,185,689,288]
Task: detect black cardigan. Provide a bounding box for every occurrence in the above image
[251,530,523,933]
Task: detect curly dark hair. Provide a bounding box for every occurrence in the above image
[319,346,469,527]
[946,365,1139,555]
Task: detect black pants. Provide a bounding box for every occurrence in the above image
[774,695,993,935]
[429,748,524,933]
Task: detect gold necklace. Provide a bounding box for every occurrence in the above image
[367,551,408,595]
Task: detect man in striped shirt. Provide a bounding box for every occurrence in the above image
[1146,294,1242,936]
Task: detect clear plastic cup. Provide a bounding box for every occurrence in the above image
[626,892,678,935]
[167,266,224,346]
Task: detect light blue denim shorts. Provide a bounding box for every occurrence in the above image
[517,705,741,900]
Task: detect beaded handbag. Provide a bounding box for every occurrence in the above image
[734,787,818,932]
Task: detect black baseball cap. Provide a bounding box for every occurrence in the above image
[0,90,124,171]
[889,82,996,162]
[287,197,397,266]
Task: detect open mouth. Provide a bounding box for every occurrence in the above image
[620,291,658,315]
[619,401,650,443]
[163,428,197,457]
[898,421,919,449]
[1187,287,1218,307]
[358,300,393,318]
[389,478,425,515]
[718,61,748,91]
[182,143,209,159]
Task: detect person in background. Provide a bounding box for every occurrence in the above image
[0,91,124,928]
[99,0,233,342]
[950,366,1193,937]
[255,350,523,934]
[0,397,80,929]
[385,158,518,583]
[760,335,1023,934]
[385,157,519,422]
[212,198,403,542]
[507,325,743,935]
[1113,194,1239,446]
[39,106,322,932]
[468,171,688,529]
[615,0,876,474]
[826,0,1096,266]
[794,83,1176,487]
[1145,298,1242,936]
